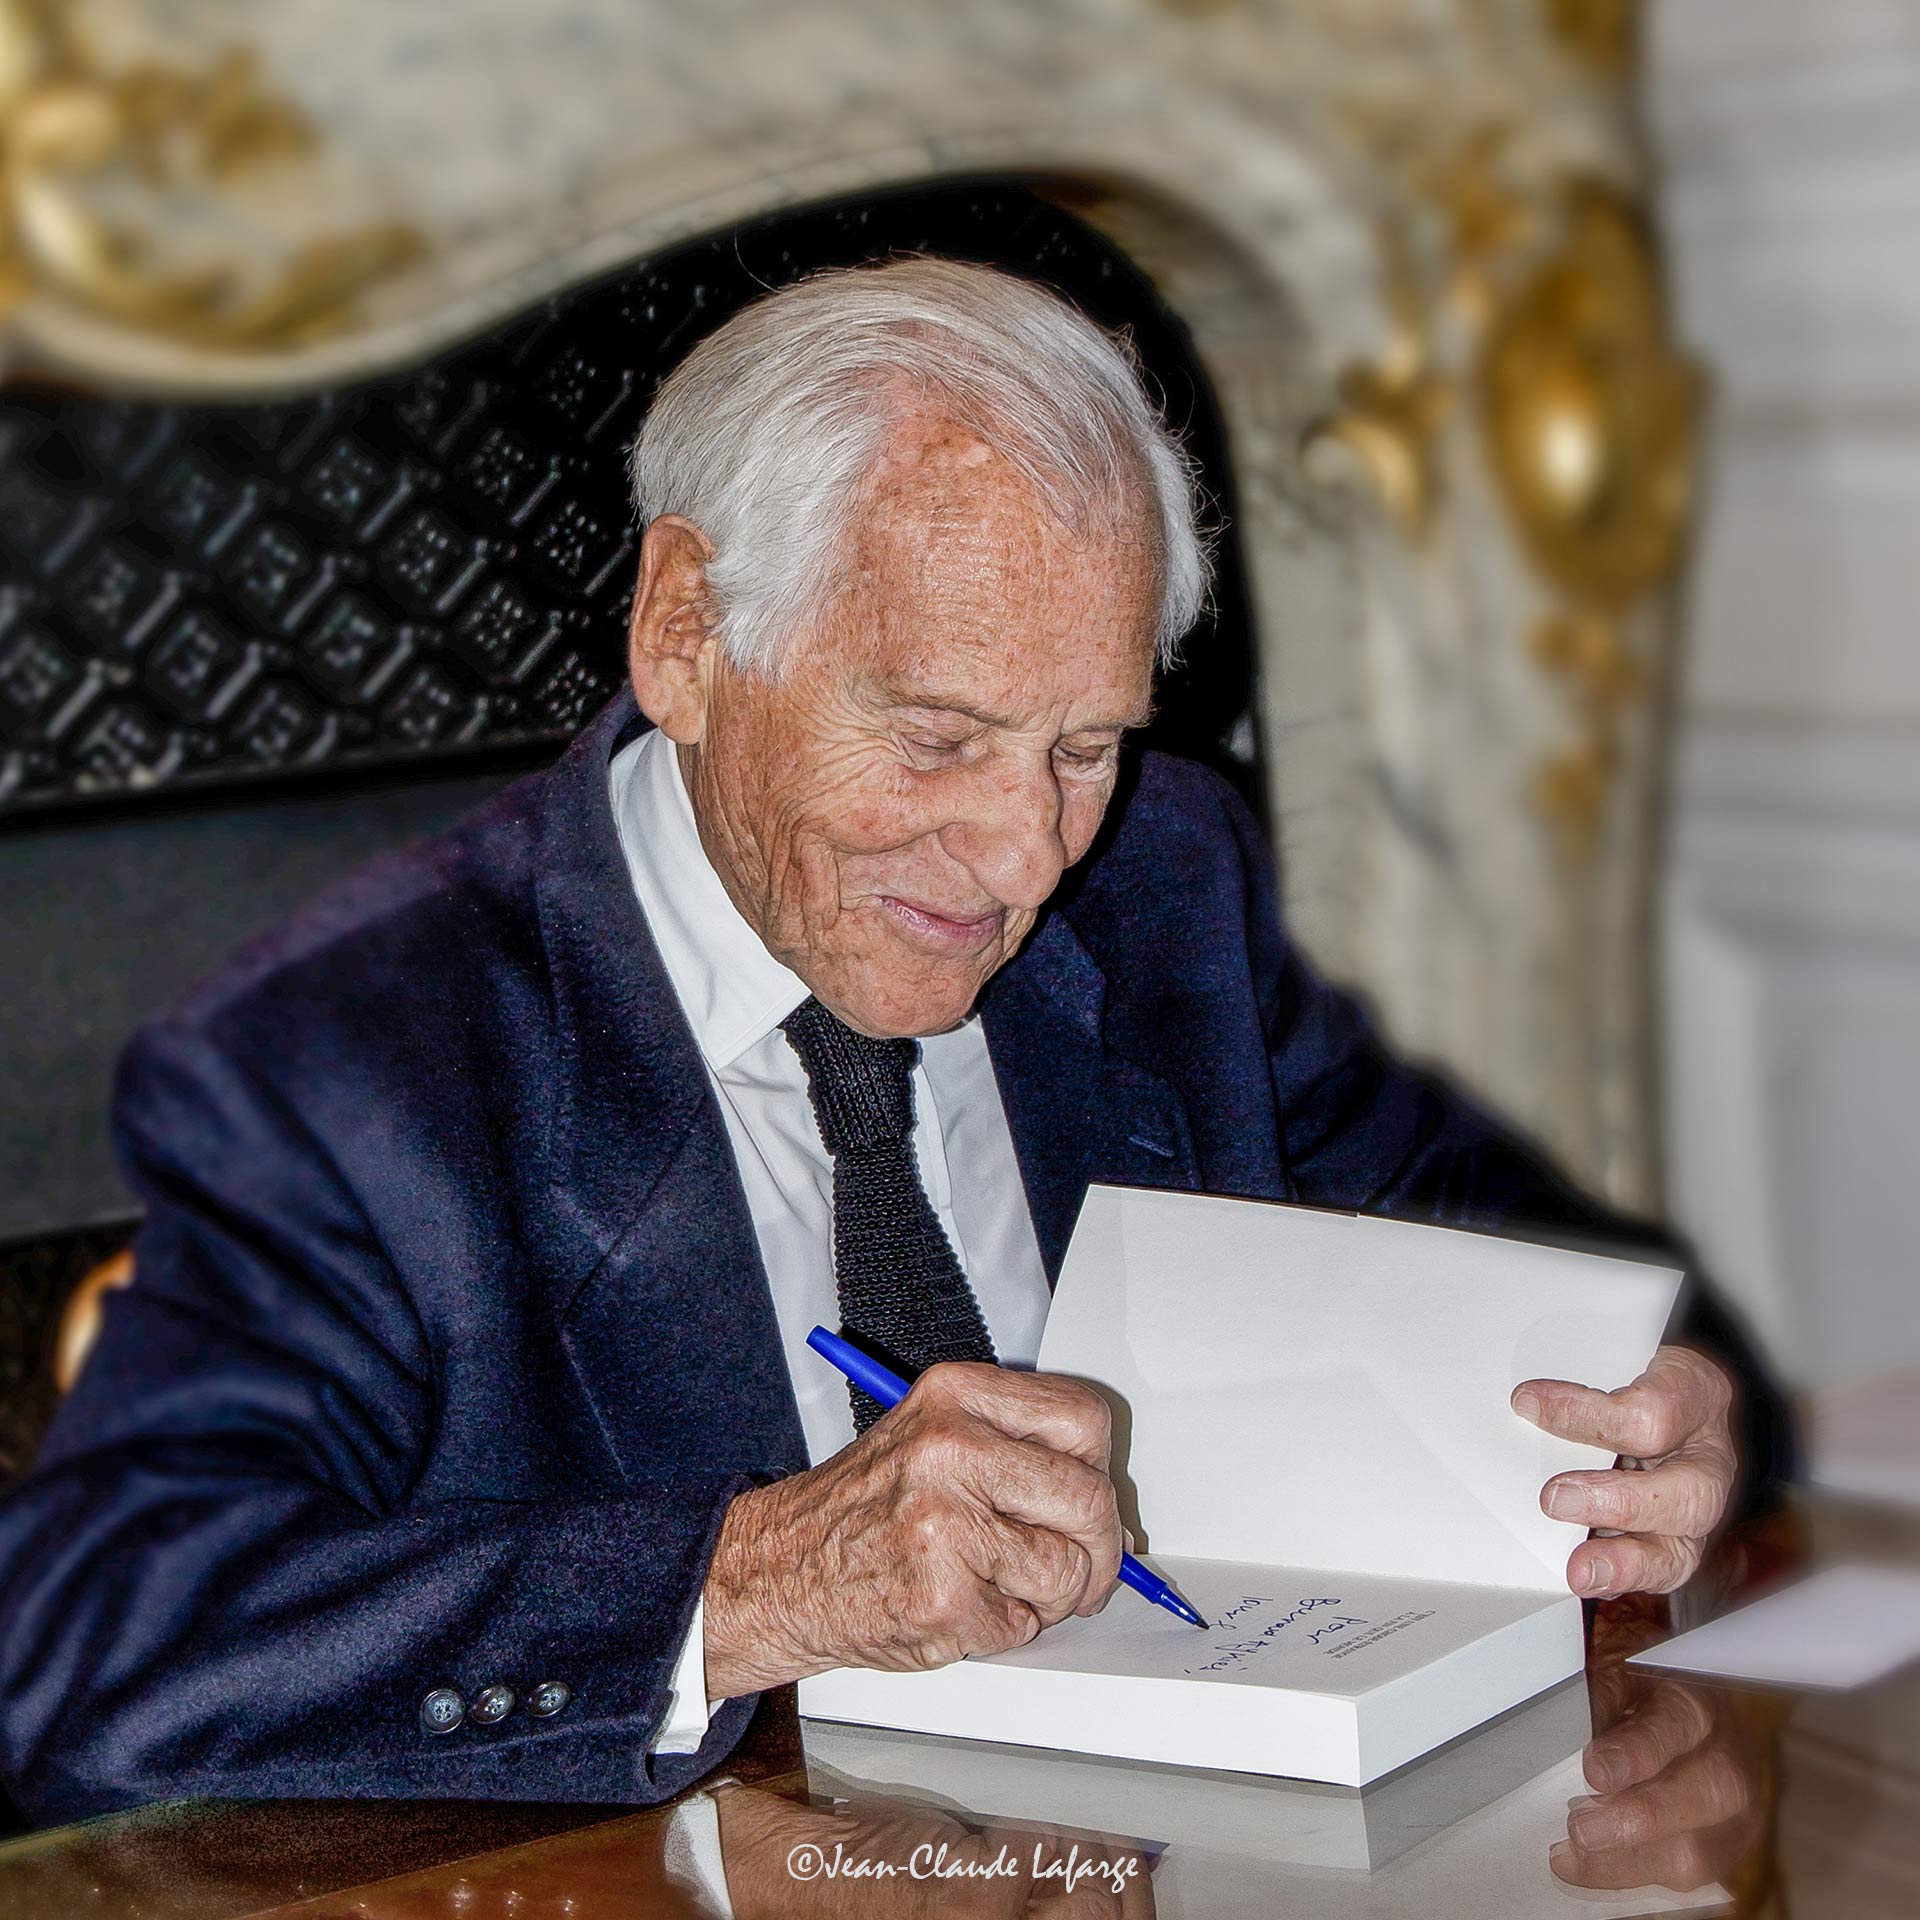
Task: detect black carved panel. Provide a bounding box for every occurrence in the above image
[0,177,1260,826]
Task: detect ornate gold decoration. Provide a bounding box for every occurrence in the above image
[1480,178,1700,856]
[1307,119,1538,538]
[1542,0,1639,78]
[1480,179,1700,612]
[1529,606,1646,709]
[1301,229,1453,541]
[1527,608,1647,854]
[0,0,423,355]
[1421,123,1533,324]
[1317,101,1698,861]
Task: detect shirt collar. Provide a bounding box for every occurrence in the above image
[611,725,811,1071]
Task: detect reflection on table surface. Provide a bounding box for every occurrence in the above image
[1,1527,1915,1918]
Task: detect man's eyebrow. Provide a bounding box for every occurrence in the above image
[883,691,1159,730]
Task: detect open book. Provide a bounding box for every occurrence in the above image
[798,1185,1681,1785]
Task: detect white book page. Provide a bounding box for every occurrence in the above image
[1040,1187,1682,1591]
[977,1558,1563,1699]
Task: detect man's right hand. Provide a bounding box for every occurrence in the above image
[702,1363,1124,1701]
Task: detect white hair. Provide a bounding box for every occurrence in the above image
[627,257,1213,675]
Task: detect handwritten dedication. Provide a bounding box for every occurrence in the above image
[1183,1595,1439,1676]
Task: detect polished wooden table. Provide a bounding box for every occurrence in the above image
[0,1507,1912,1919]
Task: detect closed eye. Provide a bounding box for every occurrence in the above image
[899,728,979,769]
[1054,739,1122,771]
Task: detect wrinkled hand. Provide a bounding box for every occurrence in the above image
[703,1363,1123,1699]
[1513,1345,1738,1598]
[715,1781,1156,1920]
[1550,1665,1769,1893]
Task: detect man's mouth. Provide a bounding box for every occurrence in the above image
[875,895,1005,951]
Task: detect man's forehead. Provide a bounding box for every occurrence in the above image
[859,401,1147,538]
[872,674,1157,730]
[851,588,1158,724]
[851,414,1155,592]
[814,403,1161,711]
[858,430,1055,558]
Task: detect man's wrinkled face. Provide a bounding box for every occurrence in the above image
[641,409,1160,1038]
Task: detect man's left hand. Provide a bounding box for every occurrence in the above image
[1512,1345,1738,1598]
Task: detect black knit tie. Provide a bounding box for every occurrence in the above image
[780,996,998,1431]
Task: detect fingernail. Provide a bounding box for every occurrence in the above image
[1588,1749,1627,1792]
[1569,1806,1615,1850]
[1512,1387,1542,1424]
[1575,1553,1615,1595]
[1548,1840,1575,1878]
[1544,1481,1583,1521]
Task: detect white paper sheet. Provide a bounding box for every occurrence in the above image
[1628,1563,1920,1691]
[1042,1186,1685,1591]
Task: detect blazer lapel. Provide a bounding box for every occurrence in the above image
[530,692,807,1482]
[980,908,1198,1286]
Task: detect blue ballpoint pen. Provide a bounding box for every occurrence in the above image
[806,1324,1209,1630]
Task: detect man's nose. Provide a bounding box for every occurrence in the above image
[939,755,1071,912]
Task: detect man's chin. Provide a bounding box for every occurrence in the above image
[840,998,979,1042]
[809,915,1017,1037]
[822,969,989,1042]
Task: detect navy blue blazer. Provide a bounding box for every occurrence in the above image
[0,691,1790,1824]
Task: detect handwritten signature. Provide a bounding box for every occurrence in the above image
[1308,1616,1368,1646]
[1186,1596,1370,1674]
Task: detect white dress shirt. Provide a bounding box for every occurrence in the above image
[608,723,1052,1755]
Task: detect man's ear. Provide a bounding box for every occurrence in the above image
[627,515,720,744]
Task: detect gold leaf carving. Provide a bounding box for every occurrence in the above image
[0,2,423,355]
[1487,183,1698,861]
[1421,123,1533,324]
[1480,178,1701,613]
[1324,98,1697,864]
[1303,228,1452,541]
[1542,0,1639,78]
[1527,608,1646,853]
[1532,731,1615,855]
[1529,608,1645,712]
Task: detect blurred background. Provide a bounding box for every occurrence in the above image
[0,0,1913,1572]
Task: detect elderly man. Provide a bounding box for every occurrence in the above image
[0,260,1786,1823]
